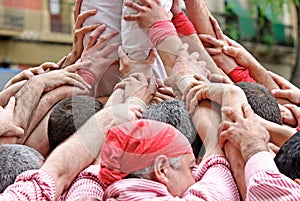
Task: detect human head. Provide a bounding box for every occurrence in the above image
[141,100,203,159]
[236,82,282,124]
[274,131,300,181]
[0,144,44,192]
[48,95,103,151]
[99,119,195,197]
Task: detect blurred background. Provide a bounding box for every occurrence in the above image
[0,0,298,89]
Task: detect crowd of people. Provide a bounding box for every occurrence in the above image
[1,0,300,200]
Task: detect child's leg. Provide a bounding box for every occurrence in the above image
[121,0,173,79]
[81,0,122,97]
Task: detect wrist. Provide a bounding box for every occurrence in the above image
[241,142,269,162]
[172,11,196,37]
[177,75,197,94]
[148,20,177,48]
[125,97,147,110]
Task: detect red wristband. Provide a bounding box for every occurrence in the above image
[172,11,196,37]
[78,69,96,87]
[228,66,256,83]
[148,20,177,48]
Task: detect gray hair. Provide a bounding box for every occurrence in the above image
[129,156,182,180]
[0,144,44,192]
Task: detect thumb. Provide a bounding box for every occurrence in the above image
[146,48,157,64]
[222,45,238,57]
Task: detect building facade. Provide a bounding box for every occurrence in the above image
[0,0,297,79]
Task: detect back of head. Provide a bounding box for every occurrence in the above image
[141,100,203,159]
[99,119,193,187]
[236,82,282,125]
[274,131,300,180]
[0,144,44,192]
[48,95,103,151]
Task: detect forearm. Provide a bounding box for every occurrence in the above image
[184,0,216,37]
[13,78,44,133]
[258,116,295,147]
[192,100,224,157]
[41,112,107,199]
[0,80,26,106]
[157,36,183,75]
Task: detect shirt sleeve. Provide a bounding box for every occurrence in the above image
[183,154,240,201]
[228,66,256,83]
[58,165,104,201]
[0,170,56,201]
[245,151,300,201]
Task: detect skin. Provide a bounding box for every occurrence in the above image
[152,153,196,197]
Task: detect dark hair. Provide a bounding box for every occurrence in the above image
[274,131,300,180]
[236,82,282,125]
[48,95,103,151]
[141,100,203,158]
[0,144,44,192]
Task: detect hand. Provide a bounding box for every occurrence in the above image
[279,104,300,127]
[164,43,209,98]
[80,25,119,79]
[171,0,181,17]
[208,73,234,84]
[151,79,175,104]
[32,62,92,92]
[4,62,59,89]
[184,80,240,114]
[118,46,157,77]
[198,16,237,74]
[123,0,170,29]
[0,97,24,138]
[222,37,261,71]
[269,71,300,104]
[218,103,270,162]
[61,0,99,68]
[115,73,156,105]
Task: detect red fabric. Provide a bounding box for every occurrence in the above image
[148,20,177,48]
[99,120,193,187]
[78,69,96,87]
[172,11,196,37]
[228,66,256,83]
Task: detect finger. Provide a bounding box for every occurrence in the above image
[151,97,164,104]
[94,30,119,51]
[86,25,107,49]
[75,9,97,30]
[190,52,200,61]
[157,87,175,97]
[205,47,222,56]
[219,130,229,149]
[189,88,208,114]
[209,73,232,84]
[185,84,202,110]
[241,103,255,118]
[123,13,140,22]
[221,106,241,122]
[65,61,91,73]
[199,34,224,48]
[284,104,300,120]
[40,62,59,72]
[64,74,90,90]
[177,43,190,58]
[271,89,291,100]
[3,126,24,138]
[222,45,239,58]
[124,0,147,12]
[146,48,157,64]
[5,96,16,112]
[209,16,226,41]
[75,24,100,38]
[98,42,120,58]
[73,0,83,21]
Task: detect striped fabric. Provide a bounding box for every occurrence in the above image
[245,151,300,201]
[59,165,104,201]
[0,170,56,201]
[103,154,240,201]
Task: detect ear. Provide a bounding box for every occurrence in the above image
[152,155,170,185]
[294,178,300,185]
